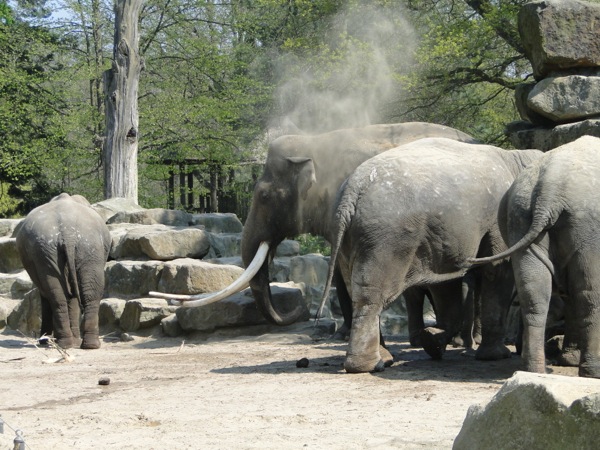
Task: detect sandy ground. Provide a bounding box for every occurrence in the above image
[0,322,578,450]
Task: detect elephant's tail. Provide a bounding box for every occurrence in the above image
[465,177,562,267]
[61,240,82,305]
[315,181,355,321]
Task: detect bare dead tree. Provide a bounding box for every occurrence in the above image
[103,0,144,201]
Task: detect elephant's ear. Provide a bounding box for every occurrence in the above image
[287,157,316,200]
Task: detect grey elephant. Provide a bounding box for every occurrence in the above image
[16,193,111,349]
[151,122,478,355]
[321,137,543,372]
[466,135,600,378]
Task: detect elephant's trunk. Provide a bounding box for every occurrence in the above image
[248,256,306,326]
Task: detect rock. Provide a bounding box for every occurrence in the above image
[176,282,309,332]
[99,298,127,328]
[93,197,145,222]
[104,260,164,299]
[519,0,600,79]
[192,213,243,233]
[0,219,21,237]
[0,237,23,273]
[296,357,309,368]
[119,298,176,332]
[205,233,242,259]
[7,288,41,335]
[514,83,554,126]
[108,224,210,261]
[453,371,600,450]
[98,377,111,386]
[0,271,32,299]
[158,259,244,295]
[161,313,184,337]
[527,75,600,122]
[107,208,195,226]
[508,118,600,151]
[275,240,300,257]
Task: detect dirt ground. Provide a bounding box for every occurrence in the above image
[0,322,578,450]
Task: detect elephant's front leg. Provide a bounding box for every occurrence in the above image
[420,280,464,360]
[404,287,427,347]
[475,260,514,361]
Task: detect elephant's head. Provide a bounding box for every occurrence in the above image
[240,156,317,325]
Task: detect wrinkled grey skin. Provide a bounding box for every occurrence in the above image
[467,136,600,378]
[16,193,111,349]
[323,138,543,373]
[240,122,478,345]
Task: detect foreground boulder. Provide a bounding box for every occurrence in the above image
[453,371,600,449]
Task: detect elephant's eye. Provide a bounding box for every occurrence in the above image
[259,189,270,202]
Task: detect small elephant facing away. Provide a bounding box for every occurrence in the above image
[468,135,600,378]
[16,193,111,349]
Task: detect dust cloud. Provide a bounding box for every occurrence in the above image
[272,3,417,134]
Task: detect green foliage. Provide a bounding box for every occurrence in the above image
[395,0,532,145]
[296,234,331,256]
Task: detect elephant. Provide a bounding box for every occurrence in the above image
[151,122,478,353]
[465,135,600,378]
[320,137,543,372]
[15,193,111,349]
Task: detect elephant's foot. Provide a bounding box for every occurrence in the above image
[344,352,385,373]
[380,345,394,367]
[409,330,423,347]
[421,327,448,360]
[579,360,600,378]
[333,323,350,341]
[451,333,473,349]
[556,348,580,367]
[81,336,101,349]
[522,358,547,374]
[475,341,512,361]
[56,337,75,349]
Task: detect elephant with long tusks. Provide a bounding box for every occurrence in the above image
[150,122,478,355]
[319,137,543,373]
[464,135,600,378]
[16,193,111,349]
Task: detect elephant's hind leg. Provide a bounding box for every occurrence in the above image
[569,254,600,378]
[513,250,553,373]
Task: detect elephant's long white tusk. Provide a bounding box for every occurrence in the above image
[148,241,270,307]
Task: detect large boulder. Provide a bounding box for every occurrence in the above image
[108,224,210,260]
[157,259,244,295]
[0,237,23,273]
[519,0,600,79]
[104,260,164,298]
[175,282,309,332]
[527,74,600,122]
[6,288,41,335]
[453,371,600,450]
[107,208,195,226]
[507,118,600,151]
[191,213,243,233]
[120,298,177,332]
[93,197,145,222]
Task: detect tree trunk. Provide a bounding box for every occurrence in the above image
[103,0,144,202]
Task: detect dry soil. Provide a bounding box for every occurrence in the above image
[0,322,578,449]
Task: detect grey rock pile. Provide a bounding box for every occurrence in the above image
[509,0,600,150]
